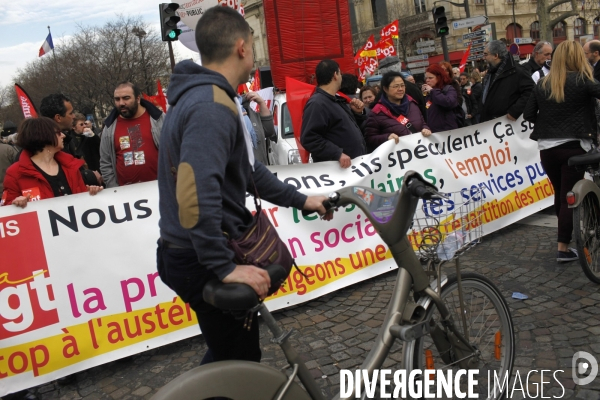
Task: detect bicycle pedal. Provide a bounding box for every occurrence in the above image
[390,320,432,341]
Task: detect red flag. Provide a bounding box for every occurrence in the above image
[358,34,377,58]
[285,77,315,164]
[459,44,472,73]
[376,37,396,60]
[237,83,248,95]
[250,69,261,91]
[14,84,38,119]
[380,20,399,39]
[156,80,167,113]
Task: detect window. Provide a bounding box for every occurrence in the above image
[506,23,522,43]
[595,17,600,38]
[530,21,540,40]
[281,104,294,139]
[414,0,427,14]
[371,0,388,27]
[475,0,484,4]
[575,18,586,37]
[553,21,566,38]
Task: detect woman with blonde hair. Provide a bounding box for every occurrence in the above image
[524,40,600,263]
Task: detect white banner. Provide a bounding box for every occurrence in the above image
[0,117,553,395]
[177,0,243,35]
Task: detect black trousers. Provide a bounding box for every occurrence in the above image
[539,144,586,244]
[156,240,261,364]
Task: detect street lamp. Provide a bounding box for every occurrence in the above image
[132,27,151,94]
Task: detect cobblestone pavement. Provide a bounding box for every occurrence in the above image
[13,221,600,400]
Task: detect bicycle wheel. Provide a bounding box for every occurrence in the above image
[574,194,600,284]
[403,273,515,400]
[150,360,312,400]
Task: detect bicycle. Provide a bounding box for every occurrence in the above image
[567,150,600,284]
[151,170,515,400]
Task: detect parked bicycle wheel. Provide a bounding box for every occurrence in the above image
[574,193,600,284]
[404,273,515,400]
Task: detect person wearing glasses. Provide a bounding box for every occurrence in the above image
[479,40,534,123]
[2,117,103,207]
[523,41,600,263]
[364,71,431,153]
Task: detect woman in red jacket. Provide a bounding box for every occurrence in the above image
[2,117,102,207]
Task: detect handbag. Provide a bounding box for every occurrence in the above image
[225,177,296,277]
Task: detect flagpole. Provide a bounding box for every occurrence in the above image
[48,26,61,92]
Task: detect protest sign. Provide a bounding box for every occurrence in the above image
[0,117,552,394]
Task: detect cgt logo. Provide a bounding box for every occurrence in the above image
[572,351,598,386]
[0,212,58,339]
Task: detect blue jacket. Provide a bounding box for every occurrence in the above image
[158,61,307,280]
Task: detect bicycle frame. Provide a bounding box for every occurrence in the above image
[568,168,600,209]
[260,172,478,400]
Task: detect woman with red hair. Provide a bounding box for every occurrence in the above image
[422,64,459,133]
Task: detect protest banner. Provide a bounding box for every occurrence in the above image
[0,117,552,394]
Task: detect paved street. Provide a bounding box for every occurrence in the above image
[14,214,600,400]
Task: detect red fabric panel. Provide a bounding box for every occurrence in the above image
[285,77,315,163]
[264,0,355,90]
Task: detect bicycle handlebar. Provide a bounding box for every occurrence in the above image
[301,173,443,218]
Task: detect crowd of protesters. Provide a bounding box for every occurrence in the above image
[4,25,600,398]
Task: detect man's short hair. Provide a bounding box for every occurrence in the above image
[487,40,508,59]
[40,93,70,119]
[589,40,600,55]
[340,73,359,95]
[459,72,469,78]
[195,6,252,64]
[17,117,60,154]
[115,82,141,98]
[315,59,340,86]
[534,41,552,54]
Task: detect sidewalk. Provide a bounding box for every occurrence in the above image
[18,221,600,400]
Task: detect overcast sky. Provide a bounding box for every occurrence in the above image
[0,0,199,88]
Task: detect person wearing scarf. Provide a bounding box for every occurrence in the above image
[364,71,431,153]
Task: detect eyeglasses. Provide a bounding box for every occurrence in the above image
[390,84,405,89]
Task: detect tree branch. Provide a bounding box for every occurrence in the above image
[548,9,579,27]
[546,0,571,13]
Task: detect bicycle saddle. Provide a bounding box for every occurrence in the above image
[203,264,288,311]
[568,150,600,167]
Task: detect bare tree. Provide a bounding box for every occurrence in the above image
[537,0,580,41]
[3,16,171,127]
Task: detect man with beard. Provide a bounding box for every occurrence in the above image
[479,40,534,123]
[100,82,164,187]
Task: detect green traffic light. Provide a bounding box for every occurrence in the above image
[167,29,181,40]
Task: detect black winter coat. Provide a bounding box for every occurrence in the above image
[594,62,600,83]
[524,72,600,143]
[522,58,542,77]
[479,55,534,122]
[300,88,366,162]
[469,82,483,118]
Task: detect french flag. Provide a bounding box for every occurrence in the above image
[38,33,54,57]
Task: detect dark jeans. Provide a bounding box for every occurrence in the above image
[540,144,586,244]
[156,240,261,364]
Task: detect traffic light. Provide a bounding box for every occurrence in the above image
[432,7,449,37]
[160,3,182,41]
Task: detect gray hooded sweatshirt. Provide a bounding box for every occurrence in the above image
[158,61,307,280]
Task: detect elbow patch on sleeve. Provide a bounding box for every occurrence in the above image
[176,162,199,229]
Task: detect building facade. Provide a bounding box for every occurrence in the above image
[244,0,600,69]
